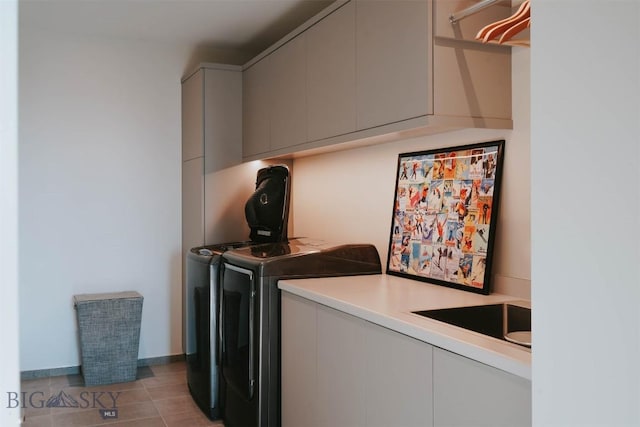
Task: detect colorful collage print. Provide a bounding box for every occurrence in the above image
[388,144,500,290]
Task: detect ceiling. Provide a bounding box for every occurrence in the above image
[20,0,334,63]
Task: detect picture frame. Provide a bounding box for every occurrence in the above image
[386,140,505,295]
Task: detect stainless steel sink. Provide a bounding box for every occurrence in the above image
[412,301,531,348]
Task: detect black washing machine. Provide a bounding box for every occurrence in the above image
[184,165,290,420]
[219,238,382,427]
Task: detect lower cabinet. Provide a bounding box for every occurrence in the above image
[281,292,318,426]
[360,312,434,427]
[281,291,532,427]
[433,348,531,427]
[282,292,433,427]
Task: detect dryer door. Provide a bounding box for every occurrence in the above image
[220,263,256,400]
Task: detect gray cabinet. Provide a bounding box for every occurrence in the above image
[363,316,434,427]
[281,291,531,427]
[306,0,356,141]
[433,348,531,427]
[242,0,512,162]
[355,0,429,130]
[181,63,241,278]
[182,65,242,171]
[269,35,307,151]
[242,3,356,160]
[243,34,307,155]
[182,157,204,252]
[202,67,243,173]
[182,69,204,162]
[242,58,271,157]
[281,292,433,427]
[281,294,318,427]
[316,303,368,426]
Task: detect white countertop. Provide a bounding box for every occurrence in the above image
[278,273,532,380]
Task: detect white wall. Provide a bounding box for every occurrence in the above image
[531,1,640,425]
[18,26,200,371]
[292,49,531,291]
[0,0,21,424]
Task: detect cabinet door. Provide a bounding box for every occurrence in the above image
[355,0,429,130]
[204,68,242,173]
[182,70,203,161]
[363,321,433,427]
[270,35,307,151]
[306,1,356,141]
[182,157,204,254]
[243,58,271,157]
[316,304,367,427]
[281,293,318,427]
[433,348,531,427]
[283,294,434,427]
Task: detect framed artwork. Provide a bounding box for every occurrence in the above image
[386,140,505,295]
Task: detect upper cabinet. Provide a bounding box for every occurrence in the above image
[182,69,205,162]
[242,0,513,162]
[183,64,243,172]
[181,63,242,266]
[306,1,356,141]
[243,57,271,158]
[270,35,308,152]
[355,0,429,130]
[243,35,308,156]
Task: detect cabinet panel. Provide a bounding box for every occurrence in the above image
[282,293,434,427]
[270,35,307,151]
[363,321,433,427]
[182,64,242,258]
[307,1,356,141]
[356,0,429,130]
[182,157,204,254]
[433,348,531,427]
[203,69,243,173]
[281,293,318,427]
[241,0,511,162]
[281,293,530,427]
[317,304,367,427]
[433,41,511,120]
[182,71,203,161]
[243,58,271,157]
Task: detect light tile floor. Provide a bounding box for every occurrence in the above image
[21,361,223,427]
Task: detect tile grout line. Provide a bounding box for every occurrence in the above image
[143,368,176,427]
[145,386,169,427]
[146,385,169,427]
[22,362,193,427]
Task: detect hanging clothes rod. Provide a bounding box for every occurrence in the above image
[449,0,501,24]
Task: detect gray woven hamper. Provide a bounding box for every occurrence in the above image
[73,291,143,386]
